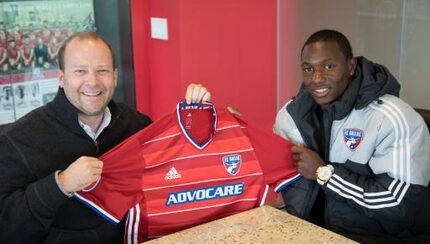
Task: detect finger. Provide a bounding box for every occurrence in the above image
[92,173,102,182]
[185,83,196,104]
[202,92,211,102]
[82,175,100,189]
[291,145,303,153]
[92,167,103,175]
[297,164,304,175]
[197,87,209,102]
[91,160,104,169]
[292,154,301,161]
[191,85,202,103]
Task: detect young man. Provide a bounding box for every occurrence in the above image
[21,34,35,69]
[7,38,22,71]
[274,29,430,243]
[0,31,210,243]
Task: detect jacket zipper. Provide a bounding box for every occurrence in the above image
[94,140,100,154]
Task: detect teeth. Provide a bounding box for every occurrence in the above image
[315,88,328,93]
[83,91,101,96]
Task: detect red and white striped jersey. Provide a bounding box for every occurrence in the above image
[74,101,300,243]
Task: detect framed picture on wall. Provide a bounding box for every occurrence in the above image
[0,0,95,125]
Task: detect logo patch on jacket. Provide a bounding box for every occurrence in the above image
[222,154,242,175]
[343,128,364,151]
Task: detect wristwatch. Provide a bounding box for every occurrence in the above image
[316,164,334,185]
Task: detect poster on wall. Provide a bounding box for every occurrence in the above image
[0,0,95,125]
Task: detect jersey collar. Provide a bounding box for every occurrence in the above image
[176,100,217,150]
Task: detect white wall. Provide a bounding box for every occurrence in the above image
[278,0,430,110]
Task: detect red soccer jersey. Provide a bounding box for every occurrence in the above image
[74,101,300,243]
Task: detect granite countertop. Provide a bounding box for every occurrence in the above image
[146,205,357,243]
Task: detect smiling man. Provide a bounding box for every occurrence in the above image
[274,29,430,243]
[0,31,210,243]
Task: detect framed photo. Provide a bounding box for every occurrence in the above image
[0,0,95,124]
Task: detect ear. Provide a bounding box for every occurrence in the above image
[58,69,65,88]
[348,57,357,76]
[114,69,118,87]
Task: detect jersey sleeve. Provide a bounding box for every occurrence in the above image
[73,135,145,224]
[235,115,301,193]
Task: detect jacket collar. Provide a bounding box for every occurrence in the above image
[45,88,121,134]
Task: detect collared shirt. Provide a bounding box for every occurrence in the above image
[56,107,112,197]
[79,107,112,141]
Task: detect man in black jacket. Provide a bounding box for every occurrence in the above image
[274,29,430,243]
[0,31,210,243]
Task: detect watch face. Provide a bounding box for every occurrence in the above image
[322,168,331,179]
[318,167,332,181]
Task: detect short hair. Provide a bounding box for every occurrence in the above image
[301,29,353,60]
[58,31,116,71]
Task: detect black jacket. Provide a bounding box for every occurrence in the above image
[0,88,152,243]
[280,57,430,243]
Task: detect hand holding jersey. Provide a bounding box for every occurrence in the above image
[58,156,104,194]
[185,83,211,104]
[291,144,324,180]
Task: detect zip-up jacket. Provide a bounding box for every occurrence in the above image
[274,57,430,243]
[0,88,152,243]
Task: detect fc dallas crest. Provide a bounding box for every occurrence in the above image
[222,154,242,175]
[343,128,364,151]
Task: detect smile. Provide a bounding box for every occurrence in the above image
[82,91,102,96]
[312,87,329,97]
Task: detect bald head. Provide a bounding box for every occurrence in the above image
[58,31,116,71]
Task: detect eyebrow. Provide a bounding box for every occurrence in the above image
[71,65,113,69]
[301,57,333,65]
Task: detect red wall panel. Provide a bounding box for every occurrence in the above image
[131,0,277,129]
[130,0,151,114]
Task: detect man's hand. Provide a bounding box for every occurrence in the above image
[291,144,324,180]
[58,156,103,193]
[185,83,211,104]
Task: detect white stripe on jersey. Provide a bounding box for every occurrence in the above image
[274,173,301,192]
[143,172,263,191]
[133,204,140,244]
[143,132,181,145]
[126,207,134,244]
[260,184,269,207]
[73,193,120,223]
[216,124,241,131]
[145,148,255,169]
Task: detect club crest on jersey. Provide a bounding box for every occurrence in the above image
[343,128,364,151]
[222,154,242,175]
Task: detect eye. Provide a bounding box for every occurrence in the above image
[324,63,334,70]
[74,69,87,76]
[96,68,112,75]
[303,67,314,74]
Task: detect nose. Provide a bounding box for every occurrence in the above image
[87,70,100,85]
[312,68,324,83]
